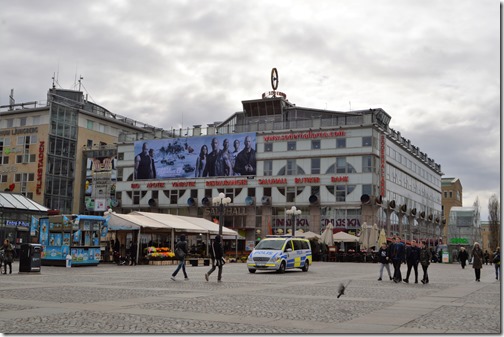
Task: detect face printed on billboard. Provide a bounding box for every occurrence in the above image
[133,133,257,180]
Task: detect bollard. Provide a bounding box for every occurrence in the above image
[66,254,72,268]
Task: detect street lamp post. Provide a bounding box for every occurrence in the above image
[212,192,232,236]
[286,206,302,236]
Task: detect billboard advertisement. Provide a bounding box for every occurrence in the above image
[133,132,257,180]
[84,156,117,211]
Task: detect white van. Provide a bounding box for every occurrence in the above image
[246,236,312,273]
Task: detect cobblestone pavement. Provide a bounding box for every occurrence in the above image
[0,260,500,334]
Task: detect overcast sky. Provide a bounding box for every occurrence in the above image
[1,0,500,220]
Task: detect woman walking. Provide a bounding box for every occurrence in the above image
[171,235,189,281]
[419,241,432,284]
[471,242,484,282]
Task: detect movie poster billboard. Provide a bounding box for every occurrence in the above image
[133,132,257,180]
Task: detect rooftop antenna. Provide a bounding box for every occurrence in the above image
[52,73,56,89]
[349,101,352,111]
[9,89,15,110]
[78,76,83,92]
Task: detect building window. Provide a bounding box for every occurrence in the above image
[287,141,296,151]
[170,190,178,204]
[336,185,346,201]
[133,191,140,205]
[327,184,356,201]
[87,120,94,130]
[444,191,447,198]
[20,117,27,126]
[336,157,347,173]
[311,140,320,150]
[286,186,296,202]
[362,184,372,196]
[32,116,40,125]
[286,159,296,175]
[336,138,346,148]
[99,124,106,133]
[362,156,373,173]
[362,136,372,147]
[264,160,273,176]
[456,190,460,201]
[449,191,453,198]
[87,139,93,148]
[264,143,273,152]
[0,175,7,183]
[311,158,320,174]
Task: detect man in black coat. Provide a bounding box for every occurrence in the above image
[403,240,421,283]
[390,236,405,283]
[458,247,469,269]
[205,235,224,282]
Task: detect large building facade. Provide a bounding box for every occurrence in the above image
[0,87,164,217]
[114,91,444,251]
[441,177,463,243]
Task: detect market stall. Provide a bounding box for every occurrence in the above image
[38,214,108,266]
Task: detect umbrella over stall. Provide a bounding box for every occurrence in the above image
[320,223,335,246]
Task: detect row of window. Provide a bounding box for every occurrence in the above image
[387,145,439,186]
[264,136,373,152]
[443,190,461,201]
[263,156,374,176]
[3,116,41,128]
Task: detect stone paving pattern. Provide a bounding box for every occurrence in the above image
[0,260,500,334]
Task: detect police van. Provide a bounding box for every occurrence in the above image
[246,236,312,273]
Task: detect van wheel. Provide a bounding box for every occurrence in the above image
[277,261,286,273]
[302,260,309,272]
[248,269,256,273]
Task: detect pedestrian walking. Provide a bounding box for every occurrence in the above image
[1,239,15,274]
[129,241,137,266]
[493,247,500,280]
[377,242,392,281]
[458,247,469,269]
[390,236,405,283]
[404,240,420,283]
[471,242,484,282]
[484,250,490,265]
[419,241,431,284]
[205,235,224,282]
[171,235,189,281]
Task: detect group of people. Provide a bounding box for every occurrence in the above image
[196,136,256,177]
[458,243,500,281]
[170,234,225,282]
[377,237,432,284]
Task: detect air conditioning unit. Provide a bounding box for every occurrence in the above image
[375,195,383,205]
[187,197,197,207]
[309,194,319,205]
[360,194,370,204]
[261,196,271,205]
[245,196,255,206]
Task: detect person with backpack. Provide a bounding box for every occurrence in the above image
[171,235,189,281]
[205,235,224,282]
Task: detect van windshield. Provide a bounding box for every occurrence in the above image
[255,239,285,250]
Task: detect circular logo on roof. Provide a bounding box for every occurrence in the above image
[271,68,279,90]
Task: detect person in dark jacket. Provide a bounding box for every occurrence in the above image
[129,241,137,266]
[419,241,432,284]
[205,235,224,282]
[403,240,421,283]
[458,247,469,269]
[171,235,189,281]
[471,242,484,282]
[1,239,15,274]
[377,242,393,281]
[390,236,405,283]
[493,247,500,280]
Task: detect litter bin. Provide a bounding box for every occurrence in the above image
[19,243,42,272]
